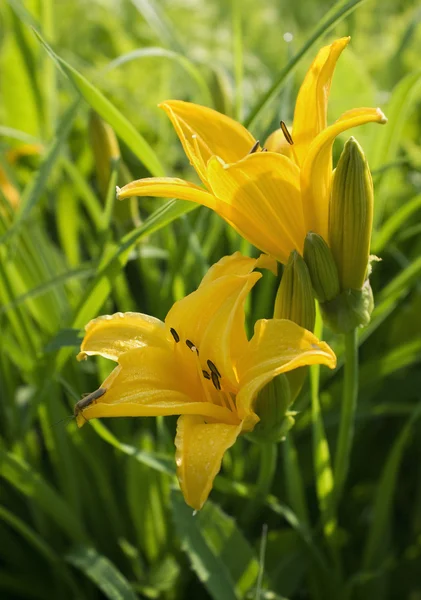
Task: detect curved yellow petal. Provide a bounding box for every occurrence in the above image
[160,100,256,185]
[236,319,336,418]
[76,347,239,426]
[117,177,217,210]
[77,312,167,361]
[199,251,277,288]
[292,37,350,166]
[206,153,305,263]
[166,272,261,389]
[175,414,242,509]
[301,107,387,240]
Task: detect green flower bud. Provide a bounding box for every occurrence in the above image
[274,251,315,402]
[320,279,374,334]
[89,111,120,197]
[329,137,373,291]
[303,232,340,302]
[249,374,295,443]
[274,250,315,332]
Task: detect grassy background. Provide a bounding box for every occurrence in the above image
[1,0,421,598]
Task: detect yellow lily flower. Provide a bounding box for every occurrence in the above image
[117,37,386,263]
[76,252,336,509]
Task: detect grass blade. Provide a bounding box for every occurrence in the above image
[33,29,165,177]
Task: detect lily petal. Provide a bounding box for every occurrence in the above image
[301,107,387,239]
[77,347,239,427]
[199,251,277,287]
[292,37,350,166]
[166,272,261,389]
[160,100,256,185]
[117,177,217,210]
[206,153,305,263]
[77,312,168,361]
[175,414,242,509]
[236,319,336,418]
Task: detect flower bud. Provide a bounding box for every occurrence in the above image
[303,232,340,302]
[329,137,373,291]
[248,374,295,443]
[89,111,120,197]
[274,250,315,332]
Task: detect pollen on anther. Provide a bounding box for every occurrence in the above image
[170,328,180,343]
[202,370,211,380]
[207,359,221,378]
[186,339,199,354]
[211,371,221,390]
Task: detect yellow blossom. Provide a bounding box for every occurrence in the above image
[76,253,336,509]
[117,37,386,263]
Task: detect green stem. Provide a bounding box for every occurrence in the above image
[242,443,277,525]
[333,328,359,507]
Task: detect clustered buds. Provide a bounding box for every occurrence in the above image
[304,137,376,334]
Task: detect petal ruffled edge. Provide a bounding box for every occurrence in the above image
[175,414,243,509]
[236,318,336,419]
[77,312,168,362]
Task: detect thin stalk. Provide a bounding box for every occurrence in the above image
[242,442,277,525]
[333,328,359,507]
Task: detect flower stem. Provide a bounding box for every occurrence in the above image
[333,328,359,507]
[242,442,277,525]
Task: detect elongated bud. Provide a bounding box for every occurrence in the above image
[274,251,315,401]
[304,232,340,302]
[89,111,120,197]
[248,374,295,443]
[329,137,373,291]
[274,251,315,332]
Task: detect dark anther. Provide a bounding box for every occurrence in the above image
[261,147,268,152]
[207,359,221,378]
[186,339,198,353]
[280,121,294,145]
[249,140,260,154]
[211,371,221,390]
[170,327,180,343]
[202,370,211,380]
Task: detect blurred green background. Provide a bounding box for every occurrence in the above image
[1,0,421,598]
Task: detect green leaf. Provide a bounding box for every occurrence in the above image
[0,450,86,542]
[0,100,80,244]
[33,29,165,177]
[66,545,137,600]
[104,47,212,106]
[360,404,421,596]
[171,490,259,600]
[373,194,421,253]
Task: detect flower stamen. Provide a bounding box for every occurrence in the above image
[249,140,260,154]
[211,371,221,391]
[186,339,198,354]
[207,359,221,378]
[170,327,180,343]
[202,370,211,380]
[280,120,294,145]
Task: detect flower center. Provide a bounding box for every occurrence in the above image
[169,326,237,413]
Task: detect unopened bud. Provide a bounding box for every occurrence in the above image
[89,111,120,197]
[274,251,315,332]
[304,232,340,302]
[249,374,295,443]
[329,137,373,291]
